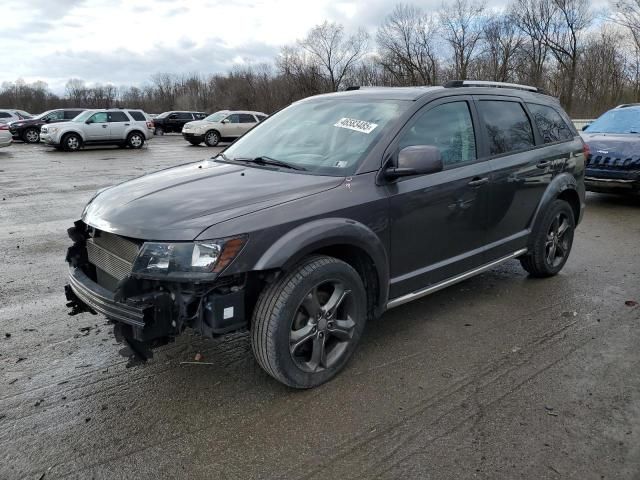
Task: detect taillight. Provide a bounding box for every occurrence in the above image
[0,124,9,131]
[146,121,154,129]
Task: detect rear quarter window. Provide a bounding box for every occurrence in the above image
[128,111,146,121]
[477,100,535,156]
[526,103,573,143]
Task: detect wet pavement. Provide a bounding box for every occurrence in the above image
[1,136,639,479]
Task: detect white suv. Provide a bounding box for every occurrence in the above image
[40,109,154,151]
[182,110,267,146]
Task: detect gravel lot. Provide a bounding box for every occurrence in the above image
[1,136,639,480]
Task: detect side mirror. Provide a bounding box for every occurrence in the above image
[581,125,589,131]
[85,119,93,124]
[44,117,51,123]
[221,118,229,124]
[386,145,443,179]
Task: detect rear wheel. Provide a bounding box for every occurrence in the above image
[204,130,220,147]
[62,133,81,152]
[127,132,145,149]
[520,199,575,277]
[251,256,367,388]
[154,126,164,136]
[23,128,40,143]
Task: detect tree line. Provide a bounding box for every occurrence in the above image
[2,0,640,118]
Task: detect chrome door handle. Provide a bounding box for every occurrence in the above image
[102,125,108,128]
[124,123,130,126]
[468,177,489,187]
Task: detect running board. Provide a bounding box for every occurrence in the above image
[386,248,528,309]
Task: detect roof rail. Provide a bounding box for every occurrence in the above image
[444,80,545,94]
[616,103,640,109]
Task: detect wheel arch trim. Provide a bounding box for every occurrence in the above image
[253,218,389,314]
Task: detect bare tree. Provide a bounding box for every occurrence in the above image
[299,21,369,91]
[480,14,525,82]
[376,3,441,86]
[439,0,485,80]
[613,0,640,49]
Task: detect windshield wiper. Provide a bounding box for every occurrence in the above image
[234,156,307,171]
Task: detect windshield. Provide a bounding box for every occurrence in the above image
[155,112,170,119]
[222,98,408,176]
[585,108,640,134]
[36,110,54,120]
[205,111,228,122]
[16,110,33,119]
[73,111,94,122]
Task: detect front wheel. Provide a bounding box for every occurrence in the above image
[23,128,40,143]
[251,256,367,388]
[520,199,575,277]
[204,130,220,147]
[127,132,145,149]
[62,133,81,152]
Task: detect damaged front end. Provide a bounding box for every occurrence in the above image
[64,221,249,363]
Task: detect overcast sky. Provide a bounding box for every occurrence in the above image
[1,0,600,94]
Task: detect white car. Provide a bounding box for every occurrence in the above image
[0,109,33,124]
[40,109,154,151]
[182,110,267,147]
[0,123,12,148]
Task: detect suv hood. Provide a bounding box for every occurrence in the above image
[42,121,76,130]
[581,132,640,158]
[83,160,344,240]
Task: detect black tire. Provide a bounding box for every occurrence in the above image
[62,133,81,152]
[251,256,367,389]
[188,139,202,146]
[204,130,220,147]
[154,126,164,136]
[127,131,145,149]
[520,199,575,277]
[23,128,40,143]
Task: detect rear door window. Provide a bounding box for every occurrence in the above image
[239,113,257,123]
[477,100,535,155]
[64,110,82,120]
[398,101,477,167]
[108,111,129,122]
[128,111,146,121]
[176,112,193,120]
[526,103,573,143]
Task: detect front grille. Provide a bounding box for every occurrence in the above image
[86,231,140,283]
[586,154,640,171]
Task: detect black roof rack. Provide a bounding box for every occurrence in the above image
[444,80,546,94]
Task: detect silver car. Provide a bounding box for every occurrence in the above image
[40,109,154,151]
[0,123,12,148]
[0,109,33,124]
[182,110,267,146]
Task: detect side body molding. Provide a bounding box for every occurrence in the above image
[253,218,390,314]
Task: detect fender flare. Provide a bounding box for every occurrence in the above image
[530,172,580,232]
[253,218,390,313]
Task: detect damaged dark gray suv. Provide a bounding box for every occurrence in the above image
[65,81,586,388]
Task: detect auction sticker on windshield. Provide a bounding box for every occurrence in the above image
[334,118,378,134]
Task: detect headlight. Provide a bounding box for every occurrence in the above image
[131,237,246,280]
[48,127,58,133]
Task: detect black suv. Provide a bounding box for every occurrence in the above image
[581,104,640,195]
[9,108,85,143]
[64,81,585,388]
[153,111,207,135]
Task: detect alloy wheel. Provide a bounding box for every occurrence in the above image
[25,129,39,143]
[67,136,79,150]
[545,211,571,268]
[130,134,143,147]
[289,280,356,373]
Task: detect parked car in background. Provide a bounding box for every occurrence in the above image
[153,111,207,135]
[581,103,640,195]
[0,109,33,124]
[0,123,12,148]
[41,109,154,151]
[182,110,267,146]
[9,108,85,143]
[64,81,585,388]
